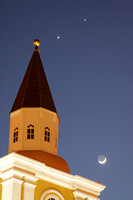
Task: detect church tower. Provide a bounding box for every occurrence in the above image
[9,40,59,156]
[0,40,105,200]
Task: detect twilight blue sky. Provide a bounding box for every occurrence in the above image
[0,0,133,199]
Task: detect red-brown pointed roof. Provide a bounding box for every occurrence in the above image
[11,45,57,113]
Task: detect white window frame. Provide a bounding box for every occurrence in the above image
[40,189,65,200]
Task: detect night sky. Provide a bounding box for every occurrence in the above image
[0,1,133,199]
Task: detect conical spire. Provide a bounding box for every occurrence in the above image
[11,40,57,113]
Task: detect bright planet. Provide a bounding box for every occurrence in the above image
[98,155,107,165]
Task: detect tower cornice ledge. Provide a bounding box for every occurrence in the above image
[0,153,105,199]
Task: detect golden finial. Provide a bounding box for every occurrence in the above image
[34,39,40,47]
[33,39,40,52]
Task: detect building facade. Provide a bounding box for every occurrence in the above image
[0,40,105,200]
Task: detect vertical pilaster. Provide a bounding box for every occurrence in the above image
[23,182,36,200]
[1,178,23,200]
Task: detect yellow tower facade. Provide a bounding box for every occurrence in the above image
[0,40,105,200]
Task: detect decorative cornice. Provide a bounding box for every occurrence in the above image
[73,191,100,200]
[0,153,105,199]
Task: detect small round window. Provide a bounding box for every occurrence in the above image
[40,189,65,200]
[45,194,60,200]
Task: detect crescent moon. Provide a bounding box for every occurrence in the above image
[99,157,107,164]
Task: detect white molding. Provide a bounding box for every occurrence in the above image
[0,153,105,198]
[0,168,38,183]
[73,190,100,200]
[1,177,23,186]
[23,182,36,189]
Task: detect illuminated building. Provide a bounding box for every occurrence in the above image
[0,40,105,200]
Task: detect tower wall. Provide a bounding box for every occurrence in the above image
[9,108,59,155]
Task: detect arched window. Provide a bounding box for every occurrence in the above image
[13,128,18,143]
[44,127,50,142]
[40,189,65,200]
[27,124,34,139]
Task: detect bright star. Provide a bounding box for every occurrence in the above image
[84,18,87,21]
[57,36,60,39]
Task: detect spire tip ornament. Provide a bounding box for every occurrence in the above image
[33,39,40,47]
[33,39,40,52]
